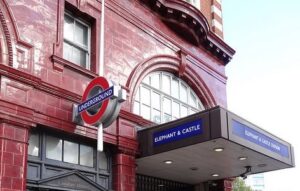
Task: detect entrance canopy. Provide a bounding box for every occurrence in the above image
[137,107,295,184]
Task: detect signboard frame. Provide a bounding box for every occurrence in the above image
[227,111,293,165]
[138,106,294,167]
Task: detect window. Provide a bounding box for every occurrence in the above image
[184,0,201,9]
[45,135,94,167]
[46,136,63,161]
[133,72,204,124]
[63,12,90,69]
[28,132,39,156]
[80,144,94,167]
[27,130,111,189]
[98,151,108,171]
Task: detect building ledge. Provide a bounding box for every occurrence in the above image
[141,0,235,65]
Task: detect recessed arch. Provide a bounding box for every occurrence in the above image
[126,55,217,113]
[0,0,33,66]
[0,2,13,65]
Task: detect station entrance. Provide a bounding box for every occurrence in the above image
[136,174,193,191]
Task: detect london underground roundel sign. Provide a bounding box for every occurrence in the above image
[73,76,126,127]
[78,77,114,125]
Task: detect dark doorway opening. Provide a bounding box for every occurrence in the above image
[136,174,194,191]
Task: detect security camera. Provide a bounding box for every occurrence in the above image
[241,174,247,180]
[240,166,252,180]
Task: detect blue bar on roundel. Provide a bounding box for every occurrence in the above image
[78,86,114,113]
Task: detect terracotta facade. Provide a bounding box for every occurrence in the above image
[0,0,235,190]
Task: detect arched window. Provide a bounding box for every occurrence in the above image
[133,72,204,124]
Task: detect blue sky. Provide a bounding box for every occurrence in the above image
[223,1,300,190]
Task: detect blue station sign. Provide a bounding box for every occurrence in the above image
[153,119,203,146]
[232,120,289,158]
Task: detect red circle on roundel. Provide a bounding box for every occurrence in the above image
[81,77,110,125]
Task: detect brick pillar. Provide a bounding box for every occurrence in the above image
[112,152,136,191]
[211,0,224,38]
[223,179,234,191]
[0,123,29,191]
[209,179,234,191]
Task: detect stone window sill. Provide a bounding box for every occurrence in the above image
[51,55,98,79]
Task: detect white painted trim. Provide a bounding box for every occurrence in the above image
[211,5,222,18]
[212,19,223,31]
[194,0,201,10]
[216,0,222,5]
[185,0,201,10]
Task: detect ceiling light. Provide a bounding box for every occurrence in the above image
[258,164,267,168]
[213,147,224,152]
[211,173,219,177]
[164,160,173,164]
[239,157,247,161]
[158,184,164,187]
[190,167,198,171]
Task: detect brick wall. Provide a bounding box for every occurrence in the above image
[0,123,29,191]
[200,0,223,38]
[0,0,233,190]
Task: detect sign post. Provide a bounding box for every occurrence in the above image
[73,76,126,151]
[98,123,103,151]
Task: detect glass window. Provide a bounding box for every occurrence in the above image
[190,109,198,115]
[152,92,161,110]
[72,47,87,68]
[162,74,171,94]
[63,12,90,69]
[172,101,180,119]
[180,84,188,103]
[75,22,88,46]
[141,87,150,106]
[133,101,140,115]
[150,73,160,90]
[152,109,161,123]
[135,87,140,101]
[163,97,171,115]
[142,76,150,85]
[134,71,204,124]
[141,105,150,120]
[33,133,106,169]
[28,132,39,156]
[64,141,79,164]
[99,151,108,171]
[80,144,94,167]
[181,105,188,117]
[46,136,62,161]
[190,92,197,108]
[198,102,205,110]
[171,79,179,99]
[164,114,172,123]
[64,15,74,41]
[63,42,73,61]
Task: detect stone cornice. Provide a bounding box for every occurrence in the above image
[141,0,235,64]
[0,64,81,103]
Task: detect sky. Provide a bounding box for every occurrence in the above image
[222,1,300,190]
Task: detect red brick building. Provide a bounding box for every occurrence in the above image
[0,0,294,191]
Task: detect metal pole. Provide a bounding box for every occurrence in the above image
[97,123,103,152]
[98,0,105,152]
[99,0,105,76]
